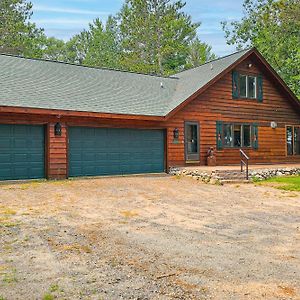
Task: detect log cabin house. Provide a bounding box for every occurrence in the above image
[0,47,299,181]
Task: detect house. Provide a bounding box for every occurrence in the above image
[0,48,299,181]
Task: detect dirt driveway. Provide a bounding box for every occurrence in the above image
[0,176,299,300]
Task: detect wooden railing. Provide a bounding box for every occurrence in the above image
[240,149,249,180]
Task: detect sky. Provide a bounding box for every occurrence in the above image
[31,0,245,57]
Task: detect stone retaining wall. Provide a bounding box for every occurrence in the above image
[169,167,219,184]
[169,166,300,183]
[249,167,300,181]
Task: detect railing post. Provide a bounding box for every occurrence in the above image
[240,149,250,180]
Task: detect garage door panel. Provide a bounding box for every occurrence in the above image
[0,125,45,180]
[69,127,164,177]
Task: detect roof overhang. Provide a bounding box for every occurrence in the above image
[0,106,165,121]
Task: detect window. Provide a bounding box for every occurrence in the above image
[287,126,300,155]
[239,74,257,99]
[239,75,247,98]
[222,124,252,148]
[248,76,257,99]
[232,71,262,101]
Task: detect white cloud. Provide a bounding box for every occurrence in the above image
[33,4,110,15]
[34,18,92,26]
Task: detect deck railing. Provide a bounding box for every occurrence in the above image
[240,149,249,180]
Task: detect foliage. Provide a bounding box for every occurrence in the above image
[186,38,217,69]
[83,16,122,69]
[41,37,66,61]
[222,0,300,99]
[258,175,300,191]
[0,0,216,75]
[0,0,42,56]
[65,31,89,64]
[118,0,201,75]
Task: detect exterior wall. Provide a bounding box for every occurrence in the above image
[47,123,68,180]
[166,56,300,167]
[1,55,300,179]
[0,113,165,179]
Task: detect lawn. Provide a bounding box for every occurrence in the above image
[259,175,300,191]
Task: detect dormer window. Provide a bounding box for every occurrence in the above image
[232,70,263,102]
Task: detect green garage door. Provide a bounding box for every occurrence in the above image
[69,127,165,177]
[0,124,45,180]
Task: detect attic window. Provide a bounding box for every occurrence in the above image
[239,74,257,99]
[232,70,263,102]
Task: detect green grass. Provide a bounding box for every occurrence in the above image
[259,175,300,191]
[42,294,54,300]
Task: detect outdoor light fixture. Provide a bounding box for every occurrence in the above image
[173,128,179,139]
[248,63,253,68]
[270,121,278,129]
[54,122,62,136]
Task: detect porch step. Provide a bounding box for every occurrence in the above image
[214,170,249,183]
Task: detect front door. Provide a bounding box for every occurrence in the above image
[185,122,200,161]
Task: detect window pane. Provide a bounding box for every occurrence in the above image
[239,75,247,97]
[287,126,293,155]
[223,124,232,147]
[248,76,257,98]
[243,125,251,147]
[187,125,198,154]
[294,127,300,155]
[234,125,242,147]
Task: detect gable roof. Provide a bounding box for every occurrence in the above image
[0,48,298,118]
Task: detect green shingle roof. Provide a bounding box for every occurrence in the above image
[0,49,250,117]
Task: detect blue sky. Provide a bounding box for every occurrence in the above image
[31,0,245,56]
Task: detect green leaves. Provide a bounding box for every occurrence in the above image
[0,0,216,77]
[117,0,209,75]
[222,0,300,99]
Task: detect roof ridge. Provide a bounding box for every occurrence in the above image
[174,47,253,75]
[0,52,179,80]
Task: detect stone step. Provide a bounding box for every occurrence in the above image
[220,179,251,184]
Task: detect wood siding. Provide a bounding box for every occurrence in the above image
[0,53,300,179]
[165,56,300,166]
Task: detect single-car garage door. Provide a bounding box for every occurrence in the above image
[0,124,45,180]
[69,127,165,177]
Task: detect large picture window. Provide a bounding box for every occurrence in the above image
[287,126,300,156]
[223,124,252,148]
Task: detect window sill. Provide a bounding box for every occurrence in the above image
[223,147,253,149]
[234,97,258,101]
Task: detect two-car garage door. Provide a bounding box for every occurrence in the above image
[68,127,165,177]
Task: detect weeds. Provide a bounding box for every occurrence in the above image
[42,293,54,300]
[120,210,139,218]
[2,268,17,284]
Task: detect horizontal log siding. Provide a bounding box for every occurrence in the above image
[47,123,68,179]
[166,58,300,166]
[1,55,300,178]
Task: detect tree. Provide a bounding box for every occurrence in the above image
[65,31,90,64]
[41,37,66,61]
[186,38,217,69]
[0,0,43,56]
[222,0,300,99]
[118,0,200,75]
[84,16,122,69]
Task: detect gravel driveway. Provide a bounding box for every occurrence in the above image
[0,176,299,300]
